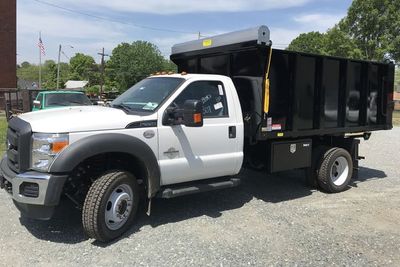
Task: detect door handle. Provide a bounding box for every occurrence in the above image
[229,126,236,139]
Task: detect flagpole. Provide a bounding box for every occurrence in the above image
[39,31,42,89]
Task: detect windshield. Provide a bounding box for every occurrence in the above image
[111,77,184,112]
[45,93,92,107]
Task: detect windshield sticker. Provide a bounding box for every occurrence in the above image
[214,102,223,110]
[218,85,224,95]
[142,102,158,110]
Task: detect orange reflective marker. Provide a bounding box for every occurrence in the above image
[193,113,202,123]
[52,141,68,153]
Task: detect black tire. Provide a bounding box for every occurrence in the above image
[82,171,139,242]
[305,145,329,188]
[317,147,353,193]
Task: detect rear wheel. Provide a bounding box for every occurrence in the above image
[305,145,329,188]
[82,171,139,242]
[317,148,353,193]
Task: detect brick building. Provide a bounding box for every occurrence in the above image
[0,0,17,109]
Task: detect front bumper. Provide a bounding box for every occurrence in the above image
[0,156,67,219]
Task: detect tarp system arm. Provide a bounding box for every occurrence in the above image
[263,46,273,114]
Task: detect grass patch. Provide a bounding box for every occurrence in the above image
[0,117,7,154]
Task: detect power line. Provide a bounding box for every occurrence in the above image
[61,50,70,60]
[32,0,205,36]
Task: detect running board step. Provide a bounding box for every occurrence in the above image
[158,177,241,199]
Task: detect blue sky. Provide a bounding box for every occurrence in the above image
[17,0,353,64]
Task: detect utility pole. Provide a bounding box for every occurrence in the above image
[98,48,109,95]
[56,44,61,89]
[39,32,43,89]
[56,44,73,90]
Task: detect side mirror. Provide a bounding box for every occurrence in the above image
[162,106,177,126]
[33,100,41,109]
[183,100,203,127]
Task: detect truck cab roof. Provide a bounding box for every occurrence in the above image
[38,90,85,94]
[148,73,230,81]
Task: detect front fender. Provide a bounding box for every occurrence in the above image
[49,133,160,198]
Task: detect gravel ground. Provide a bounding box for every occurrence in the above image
[1,128,400,266]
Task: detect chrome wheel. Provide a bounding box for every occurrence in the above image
[105,184,133,230]
[330,156,349,186]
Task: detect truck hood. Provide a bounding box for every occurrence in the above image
[18,106,142,133]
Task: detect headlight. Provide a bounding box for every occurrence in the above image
[31,133,69,172]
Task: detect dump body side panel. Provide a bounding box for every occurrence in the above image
[171,44,395,140]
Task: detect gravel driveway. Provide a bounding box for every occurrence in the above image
[1,128,399,266]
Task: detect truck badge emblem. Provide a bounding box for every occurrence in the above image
[143,130,155,139]
[290,144,296,154]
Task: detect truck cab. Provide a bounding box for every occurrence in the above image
[1,73,244,242]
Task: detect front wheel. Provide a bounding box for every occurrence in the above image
[82,171,139,242]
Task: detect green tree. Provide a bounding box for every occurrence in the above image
[69,53,98,85]
[42,60,58,89]
[395,68,400,92]
[342,0,400,61]
[106,41,166,91]
[287,32,326,54]
[20,61,31,68]
[163,60,177,72]
[17,63,39,81]
[324,26,363,59]
[58,62,70,88]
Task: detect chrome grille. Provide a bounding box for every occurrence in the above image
[6,117,32,173]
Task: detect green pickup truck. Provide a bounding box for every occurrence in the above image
[32,91,92,111]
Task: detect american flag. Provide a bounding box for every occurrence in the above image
[38,37,45,56]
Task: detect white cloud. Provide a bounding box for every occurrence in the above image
[152,29,227,57]
[18,9,126,40]
[294,13,344,32]
[266,13,345,50]
[16,3,130,63]
[269,28,303,49]
[60,0,314,15]
[151,34,197,57]
[16,1,343,63]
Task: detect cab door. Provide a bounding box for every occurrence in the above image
[158,80,243,186]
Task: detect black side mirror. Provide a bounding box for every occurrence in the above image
[162,106,178,125]
[183,100,203,127]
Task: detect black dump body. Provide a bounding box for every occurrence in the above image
[171,30,395,141]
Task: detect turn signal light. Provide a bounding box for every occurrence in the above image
[193,113,202,123]
[52,141,69,153]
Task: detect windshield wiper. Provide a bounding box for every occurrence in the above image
[112,104,132,113]
[69,101,87,104]
[48,103,68,106]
